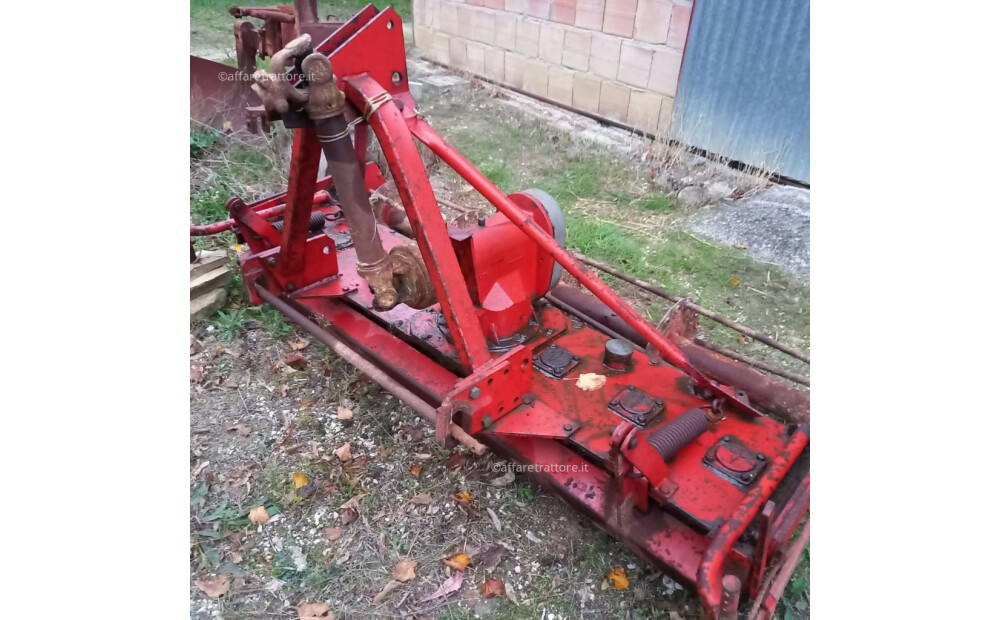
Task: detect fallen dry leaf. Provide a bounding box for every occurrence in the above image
[227,424,251,437]
[444,552,470,571]
[223,376,239,389]
[292,472,309,489]
[486,507,502,532]
[391,560,418,582]
[278,384,290,397]
[299,397,319,409]
[373,579,403,604]
[334,442,352,462]
[296,602,332,618]
[324,527,343,542]
[289,338,309,351]
[482,577,505,598]
[341,507,359,526]
[446,451,466,469]
[340,494,367,512]
[191,366,204,383]
[491,470,515,486]
[733,242,748,250]
[730,277,741,287]
[194,574,231,598]
[248,506,270,525]
[337,405,354,420]
[576,373,607,391]
[476,545,506,570]
[409,464,423,477]
[285,353,308,369]
[455,491,473,503]
[608,567,629,590]
[419,571,464,603]
[411,493,432,506]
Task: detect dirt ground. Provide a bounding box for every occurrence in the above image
[190,7,809,619]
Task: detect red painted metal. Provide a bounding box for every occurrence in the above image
[201,8,810,618]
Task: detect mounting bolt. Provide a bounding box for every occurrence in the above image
[636,414,646,424]
[627,385,636,391]
[469,386,481,400]
[523,394,536,406]
[546,328,555,336]
[482,415,492,428]
[741,473,753,483]
[562,423,573,432]
[285,282,295,291]
[628,437,638,449]
[609,399,619,406]
[267,257,277,266]
[649,359,659,365]
[756,453,766,461]
[571,355,580,361]
[654,399,663,406]
[477,214,486,227]
[420,333,431,340]
[721,435,732,443]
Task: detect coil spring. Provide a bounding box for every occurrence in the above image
[647,408,709,461]
[272,211,327,233]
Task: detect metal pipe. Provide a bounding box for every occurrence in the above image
[411,120,767,416]
[574,253,810,365]
[750,520,811,620]
[695,338,810,387]
[190,191,330,236]
[697,427,809,614]
[718,575,741,620]
[254,283,486,455]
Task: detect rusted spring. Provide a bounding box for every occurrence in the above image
[254,283,486,455]
[272,211,326,233]
[574,253,810,365]
[647,408,709,461]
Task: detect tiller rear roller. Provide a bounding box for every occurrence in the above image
[193,5,810,617]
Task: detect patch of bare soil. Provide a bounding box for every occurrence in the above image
[190,323,699,619]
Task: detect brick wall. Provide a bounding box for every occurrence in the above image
[412,0,692,135]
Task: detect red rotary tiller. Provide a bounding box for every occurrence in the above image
[191,5,810,618]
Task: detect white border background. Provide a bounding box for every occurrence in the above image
[2,1,998,617]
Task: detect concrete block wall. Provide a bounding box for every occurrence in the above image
[412,0,692,135]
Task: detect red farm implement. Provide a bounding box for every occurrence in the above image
[190,4,810,617]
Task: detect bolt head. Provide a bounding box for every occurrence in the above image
[756,453,766,461]
[627,385,636,391]
[267,257,277,266]
[609,399,619,406]
[482,414,492,428]
[721,435,732,442]
[469,386,481,399]
[562,423,573,432]
[654,399,663,406]
[628,437,638,449]
[741,473,753,483]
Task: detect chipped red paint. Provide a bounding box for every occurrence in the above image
[209,8,810,619]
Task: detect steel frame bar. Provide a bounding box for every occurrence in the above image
[278,128,323,277]
[575,253,810,364]
[409,118,763,418]
[342,74,491,373]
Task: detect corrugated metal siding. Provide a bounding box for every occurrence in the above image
[670,0,810,183]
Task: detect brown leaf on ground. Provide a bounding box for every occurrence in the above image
[445,451,466,469]
[475,545,506,569]
[334,442,352,462]
[292,472,309,489]
[373,579,403,604]
[576,373,606,391]
[481,577,505,598]
[391,559,418,582]
[729,277,741,287]
[409,464,423,477]
[296,602,332,618]
[337,405,354,420]
[194,574,231,598]
[248,506,270,525]
[733,242,748,250]
[419,571,464,603]
[454,491,473,503]
[340,494,367,512]
[217,347,241,358]
[285,353,308,369]
[341,507,359,526]
[278,384,290,397]
[227,424,251,437]
[324,527,343,542]
[299,397,319,409]
[289,338,309,351]
[191,366,205,382]
[222,376,239,389]
[608,567,630,590]
[443,552,470,571]
[411,493,432,506]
